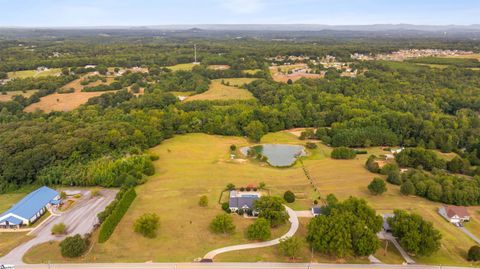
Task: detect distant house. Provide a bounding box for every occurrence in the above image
[384,154,395,160]
[229,190,260,214]
[439,205,470,223]
[311,206,322,216]
[390,147,404,154]
[0,186,60,229]
[84,64,97,69]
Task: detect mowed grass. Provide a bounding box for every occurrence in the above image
[166,63,196,71]
[0,90,38,102]
[185,78,256,102]
[7,68,61,79]
[242,69,262,75]
[21,132,479,265]
[24,75,116,113]
[0,232,33,257]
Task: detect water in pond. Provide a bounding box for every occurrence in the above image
[240,144,306,167]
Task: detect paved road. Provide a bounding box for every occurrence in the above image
[203,205,299,260]
[378,232,415,264]
[459,227,480,245]
[8,262,480,269]
[1,190,117,265]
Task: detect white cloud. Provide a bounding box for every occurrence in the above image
[219,0,265,14]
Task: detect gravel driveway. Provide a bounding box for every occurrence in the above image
[1,189,117,265]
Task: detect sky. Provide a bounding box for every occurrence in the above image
[0,0,479,27]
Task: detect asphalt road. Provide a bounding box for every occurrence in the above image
[1,189,117,265]
[203,205,299,259]
[7,263,478,269]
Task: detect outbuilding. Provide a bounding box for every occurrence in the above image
[0,186,60,229]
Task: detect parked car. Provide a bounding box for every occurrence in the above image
[0,265,15,269]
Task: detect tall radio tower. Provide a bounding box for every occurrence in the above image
[193,44,199,64]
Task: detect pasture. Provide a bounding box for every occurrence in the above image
[0,90,38,102]
[7,68,61,79]
[185,78,256,102]
[166,63,197,71]
[19,132,478,265]
[207,65,230,70]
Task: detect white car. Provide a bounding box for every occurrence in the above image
[0,265,15,269]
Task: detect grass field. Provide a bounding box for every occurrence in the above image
[166,63,197,71]
[0,90,38,102]
[269,64,322,83]
[185,78,256,102]
[7,68,61,79]
[0,232,33,257]
[242,69,262,75]
[19,132,480,265]
[24,75,116,113]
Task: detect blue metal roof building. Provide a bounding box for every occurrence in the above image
[0,186,60,228]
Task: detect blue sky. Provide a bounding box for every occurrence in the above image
[0,0,479,27]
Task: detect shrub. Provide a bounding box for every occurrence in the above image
[51,222,67,235]
[226,183,235,191]
[279,236,302,260]
[134,213,160,238]
[306,142,317,149]
[221,202,231,213]
[60,234,89,258]
[468,245,480,261]
[331,147,356,159]
[365,155,380,173]
[386,170,402,185]
[283,190,296,203]
[246,218,271,241]
[230,144,237,151]
[368,178,387,195]
[400,181,416,196]
[209,214,235,234]
[98,188,137,243]
[354,149,368,154]
[198,195,209,207]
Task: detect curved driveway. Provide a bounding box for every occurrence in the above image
[203,205,299,260]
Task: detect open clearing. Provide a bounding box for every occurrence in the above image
[7,68,61,79]
[207,65,230,70]
[166,63,197,71]
[16,132,479,265]
[24,75,116,113]
[0,90,38,102]
[242,69,262,75]
[269,64,322,83]
[185,78,256,102]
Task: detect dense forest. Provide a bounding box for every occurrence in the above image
[0,36,480,195]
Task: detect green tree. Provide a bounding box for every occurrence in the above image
[400,181,416,196]
[331,147,356,159]
[254,196,288,227]
[244,120,266,142]
[198,195,209,207]
[246,218,271,241]
[468,245,480,261]
[134,213,160,238]
[388,210,441,256]
[226,183,236,191]
[60,234,89,258]
[447,156,469,174]
[386,169,402,185]
[368,178,387,195]
[279,236,302,260]
[51,222,67,235]
[210,214,235,234]
[365,155,380,173]
[283,190,295,203]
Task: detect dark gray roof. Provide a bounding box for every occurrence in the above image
[229,196,258,209]
[312,207,322,214]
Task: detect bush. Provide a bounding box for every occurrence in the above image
[226,183,235,191]
[365,155,380,173]
[386,170,402,185]
[209,214,235,234]
[331,147,356,159]
[134,213,160,238]
[221,202,231,213]
[368,178,387,195]
[98,188,136,243]
[51,222,67,235]
[400,181,416,196]
[230,144,237,151]
[354,149,368,155]
[246,218,271,241]
[198,195,208,207]
[283,190,296,203]
[60,234,89,258]
[279,236,302,260]
[468,245,480,261]
[305,142,317,149]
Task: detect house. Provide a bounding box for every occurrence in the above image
[229,190,260,214]
[382,213,395,232]
[311,206,322,216]
[0,186,60,229]
[84,65,97,69]
[439,205,470,223]
[390,147,404,154]
[385,154,395,160]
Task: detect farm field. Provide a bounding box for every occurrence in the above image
[21,131,480,265]
[0,90,38,102]
[7,68,61,79]
[166,63,197,71]
[242,69,262,75]
[23,75,116,113]
[185,78,256,102]
[207,64,230,70]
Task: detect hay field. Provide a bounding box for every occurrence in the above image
[185,78,256,102]
[0,90,38,102]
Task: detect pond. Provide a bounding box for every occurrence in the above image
[240,144,306,167]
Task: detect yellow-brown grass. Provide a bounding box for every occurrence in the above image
[185,78,256,102]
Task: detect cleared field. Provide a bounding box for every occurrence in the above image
[166,63,197,71]
[24,76,116,113]
[7,68,61,79]
[20,132,478,265]
[242,69,262,75]
[269,64,322,83]
[185,78,256,102]
[0,90,38,102]
[207,65,230,70]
